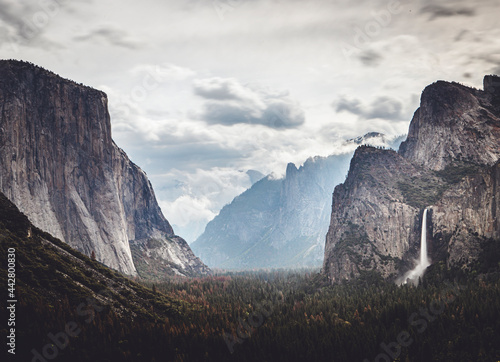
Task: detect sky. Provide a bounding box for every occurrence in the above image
[1,0,499,242]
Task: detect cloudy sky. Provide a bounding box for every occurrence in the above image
[1,0,499,242]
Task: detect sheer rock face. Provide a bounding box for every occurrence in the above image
[399,77,500,171]
[0,60,208,276]
[323,147,428,282]
[265,154,353,265]
[431,160,500,267]
[324,76,500,283]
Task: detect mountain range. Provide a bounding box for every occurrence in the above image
[191,133,403,269]
[323,76,500,282]
[1,59,498,285]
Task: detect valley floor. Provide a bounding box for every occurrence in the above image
[3,262,500,361]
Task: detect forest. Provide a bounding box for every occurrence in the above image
[1,191,500,361]
[4,258,500,361]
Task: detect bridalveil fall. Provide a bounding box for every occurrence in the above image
[402,208,430,285]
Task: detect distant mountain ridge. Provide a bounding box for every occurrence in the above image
[0,60,208,277]
[192,133,402,269]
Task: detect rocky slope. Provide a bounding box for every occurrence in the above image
[0,60,208,277]
[192,133,399,270]
[324,75,500,283]
[0,190,183,315]
[399,76,500,170]
[323,146,439,281]
[0,190,189,359]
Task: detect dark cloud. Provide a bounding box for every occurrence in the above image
[201,100,305,128]
[202,102,258,125]
[358,49,383,67]
[73,27,140,49]
[454,29,468,42]
[0,0,63,50]
[420,5,475,20]
[468,52,500,76]
[0,0,35,37]
[334,95,404,121]
[335,97,364,116]
[193,77,247,100]
[366,96,403,120]
[194,77,305,129]
[261,100,305,128]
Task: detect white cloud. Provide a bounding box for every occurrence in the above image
[130,63,196,81]
[193,77,262,101]
[156,166,254,242]
[160,196,215,228]
[73,26,141,49]
[334,94,404,121]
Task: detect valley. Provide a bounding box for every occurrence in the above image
[0,61,499,361]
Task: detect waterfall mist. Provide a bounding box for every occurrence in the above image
[401,208,430,285]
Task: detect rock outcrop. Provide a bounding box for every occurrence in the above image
[324,75,500,283]
[431,160,500,267]
[399,77,500,171]
[0,60,208,276]
[323,147,429,281]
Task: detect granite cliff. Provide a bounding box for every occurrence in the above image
[0,60,208,277]
[399,76,500,170]
[324,75,500,283]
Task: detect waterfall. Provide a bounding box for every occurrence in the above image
[419,208,430,269]
[401,208,430,285]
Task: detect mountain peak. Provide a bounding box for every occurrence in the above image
[484,74,500,97]
[246,169,265,185]
[324,75,500,284]
[399,75,500,170]
[348,132,386,145]
[0,59,98,93]
[1,59,54,74]
[285,162,298,176]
